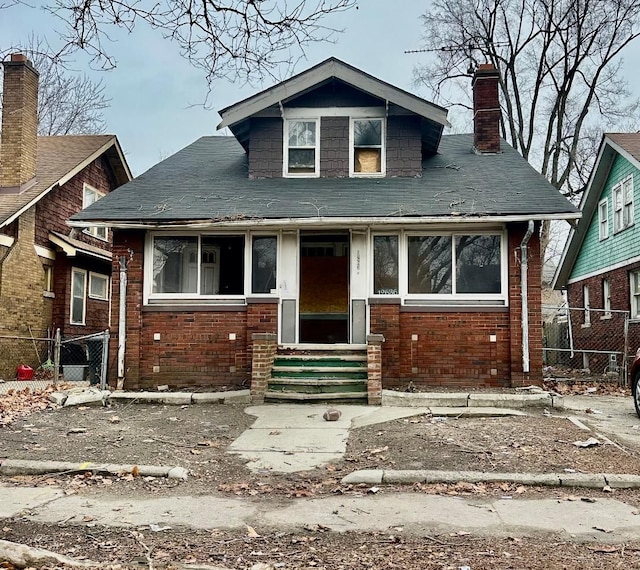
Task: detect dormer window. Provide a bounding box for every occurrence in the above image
[285,119,319,177]
[351,118,385,177]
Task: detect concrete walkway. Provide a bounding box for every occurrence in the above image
[2,483,640,541]
[228,404,527,472]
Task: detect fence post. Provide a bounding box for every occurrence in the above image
[100,330,110,390]
[53,328,61,389]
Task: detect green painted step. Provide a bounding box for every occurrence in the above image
[269,379,367,394]
[264,391,368,402]
[271,369,367,380]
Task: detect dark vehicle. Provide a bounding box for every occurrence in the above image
[631,349,640,417]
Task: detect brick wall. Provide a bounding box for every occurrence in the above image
[248,118,284,178]
[319,116,349,177]
[472,65,501,154]
[370,223,543,388]
[0,207,52,336]
[386,115,422,177]
[566,262,640,373]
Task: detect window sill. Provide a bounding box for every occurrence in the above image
[581,323,591,328]
[600,314,612,320]
[43,291,55,299]
[89,295,109,302]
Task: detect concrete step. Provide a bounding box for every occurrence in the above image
[264,390,368,402]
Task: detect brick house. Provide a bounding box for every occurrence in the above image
[71,58,578,402]
[554,134,640,374]
[0,54,131,374]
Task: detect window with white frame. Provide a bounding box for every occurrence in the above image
[89,272,109,301]
[251,236,277,294]
[70,268,87,325]
[372,232,504,302]
[603,278,611,318]
[285,119,319,177]
[613,175,634,233]
[43,264,54,294]
[82,184,107,240]
[598,199,609,240]
[631,271,640,319]
[351,118,384,176]
[583,284,591,325]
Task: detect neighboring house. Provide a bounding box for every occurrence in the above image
[554,133,640,373]
[0,54,131,374]
[71,58,578,402]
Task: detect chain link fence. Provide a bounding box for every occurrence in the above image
[0,330,109,389]
[543,305,630,385]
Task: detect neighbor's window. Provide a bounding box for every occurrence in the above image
[602,278,611,318]
[285,119,319,176]
[89,272,109,301]
[70,268,87,325]
[82,184,107,240]
[251,236,277,294]
[598,199,609,240]
[583,284,591,325]
[351,118,384,176]
[373,235,399,294]
[43,264,54,294]
[631,271,640,319]
[152,235,244,296]
[613,175,634,233]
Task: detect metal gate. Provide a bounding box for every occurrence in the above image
[54,329,110,390]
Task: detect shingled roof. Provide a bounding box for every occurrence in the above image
[70,134,579,228]
[0,135,131,229]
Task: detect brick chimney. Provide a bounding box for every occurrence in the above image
[0,53,39,193]
[472,63,501,153]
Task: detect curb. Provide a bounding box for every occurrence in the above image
[341,469,640,489]
[48,387,252,407]
[0,459,188,480]
[381,389,564,409]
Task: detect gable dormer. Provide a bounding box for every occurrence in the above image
[217,58,449,180]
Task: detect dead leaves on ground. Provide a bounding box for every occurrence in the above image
[0,386,57,426]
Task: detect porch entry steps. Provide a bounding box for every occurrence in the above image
[265,345,368,403]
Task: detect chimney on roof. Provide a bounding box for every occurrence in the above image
[0,53,39,193]
[472,63,501,153]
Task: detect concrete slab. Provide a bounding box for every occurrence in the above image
[239,451,346,473]
[28,494,256,530]
[350,406,432,428]
[221,390,251,403]
[382,390,469,408]
[467,393,552,408]
[606,474,640,488]
[109,392,193,405]
[191,393,226,404]
[341,470,383,485]
[243,404,373,429]
[0,485,64,518]
[64,388,109,407]
[229,427,348,454]
[429,407,527,417]
[559,473,607,488]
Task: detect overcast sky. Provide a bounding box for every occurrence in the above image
[2,2,640,177]
[0,1,438,176]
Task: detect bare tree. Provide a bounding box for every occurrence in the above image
[415,0,640,259]
[1,37,109,135]
[43,0,356,82]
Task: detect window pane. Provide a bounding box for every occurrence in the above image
[252,236,277,294]
[456,235,501,294]
[72,271,85,323]
[408,236,452,294]
[152,237,198,294]
[354,119,382,146]
[288,121,316,146]
[203,236,244,295]
[90,274,108,299]
[288,149,316,172]
[374,236,398,294]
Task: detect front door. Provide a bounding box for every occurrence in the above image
[299,232,349,343]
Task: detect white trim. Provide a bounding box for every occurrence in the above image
[0,234,15,247]
[0,137,131,231]
[88,271,110,301]
[283,118,320,178]
[70,268,87,325]
[69,212,582,232]
[283,107,386,119]
[49,232,111,262]
[34,244,56,260]
[598,198,609,241]
[83,183,108,240]
[349,117,386,178]
[566,251,640,284]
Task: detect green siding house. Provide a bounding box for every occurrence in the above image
[555,133,640,372]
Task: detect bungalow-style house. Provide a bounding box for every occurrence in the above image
[554,133,640,374]
[0,54,131,376]
[70,58,579,403]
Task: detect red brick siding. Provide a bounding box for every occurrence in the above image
[566,263,639,373]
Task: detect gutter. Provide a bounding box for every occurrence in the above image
[520,220,535,374]
[117,255,128,389]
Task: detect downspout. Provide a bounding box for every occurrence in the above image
[117,255,128,388]
[520,221,535,374]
